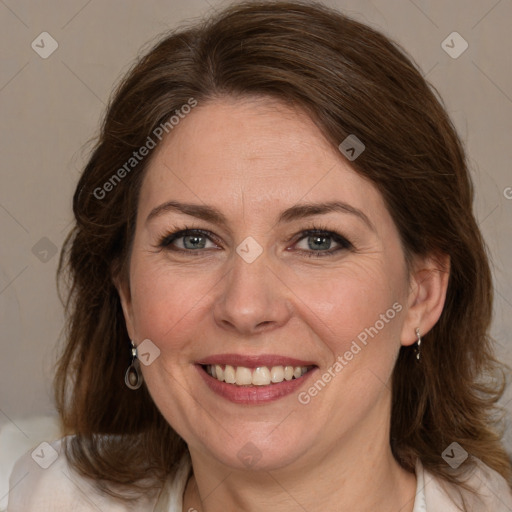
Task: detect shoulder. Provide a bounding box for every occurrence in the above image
[417,458,512,511]
[6,437,159,512]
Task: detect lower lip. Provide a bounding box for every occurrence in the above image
[196,365,318,404]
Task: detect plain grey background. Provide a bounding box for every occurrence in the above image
[1,0,511,455]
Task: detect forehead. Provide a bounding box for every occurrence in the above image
[138,97,387,225]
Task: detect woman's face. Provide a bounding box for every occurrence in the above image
[118,97,420,471]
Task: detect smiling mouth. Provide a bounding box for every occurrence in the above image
[201,364,316,387]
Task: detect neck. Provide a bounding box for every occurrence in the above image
[183,397,417,512]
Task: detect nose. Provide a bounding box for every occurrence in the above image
[212,248,293,336]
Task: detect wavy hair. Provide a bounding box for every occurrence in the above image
[55,0,512,502]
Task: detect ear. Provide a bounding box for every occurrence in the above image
[113,273,136,341]
[400,252,450,346]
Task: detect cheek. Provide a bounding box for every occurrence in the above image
[128,257,217,351]
[293,261,406,372]
[304,261,402,328]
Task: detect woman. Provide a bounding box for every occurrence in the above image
[7,1,512,510]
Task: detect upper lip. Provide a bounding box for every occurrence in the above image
[197,353,317,368]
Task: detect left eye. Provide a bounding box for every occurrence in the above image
[293,230,352,257]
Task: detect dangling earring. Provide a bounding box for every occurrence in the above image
[414,328,422,361]
[125,340,143,390]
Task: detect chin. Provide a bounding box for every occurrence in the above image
[196,426,316,472]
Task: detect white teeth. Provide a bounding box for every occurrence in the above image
[252,367,271,386]
[205,364,312,386]
[270,366,284,383]
[215,364,224,382]
[224,365,236,384]
[235,366,252,385]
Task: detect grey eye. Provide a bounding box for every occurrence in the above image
[181,234,208,250]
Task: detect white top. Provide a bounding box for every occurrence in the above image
[6,438,512,511]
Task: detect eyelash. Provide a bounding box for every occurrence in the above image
[156,224,353,258]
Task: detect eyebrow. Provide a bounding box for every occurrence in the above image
[146,200,375,232]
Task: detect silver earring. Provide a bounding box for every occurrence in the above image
[415,328,422,361]
[125,340,143,390]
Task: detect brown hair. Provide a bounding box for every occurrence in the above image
[55,0,512,502]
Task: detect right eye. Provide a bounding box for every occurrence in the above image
[158,228,220,253]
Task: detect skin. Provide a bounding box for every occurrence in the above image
[116,97,450,512]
